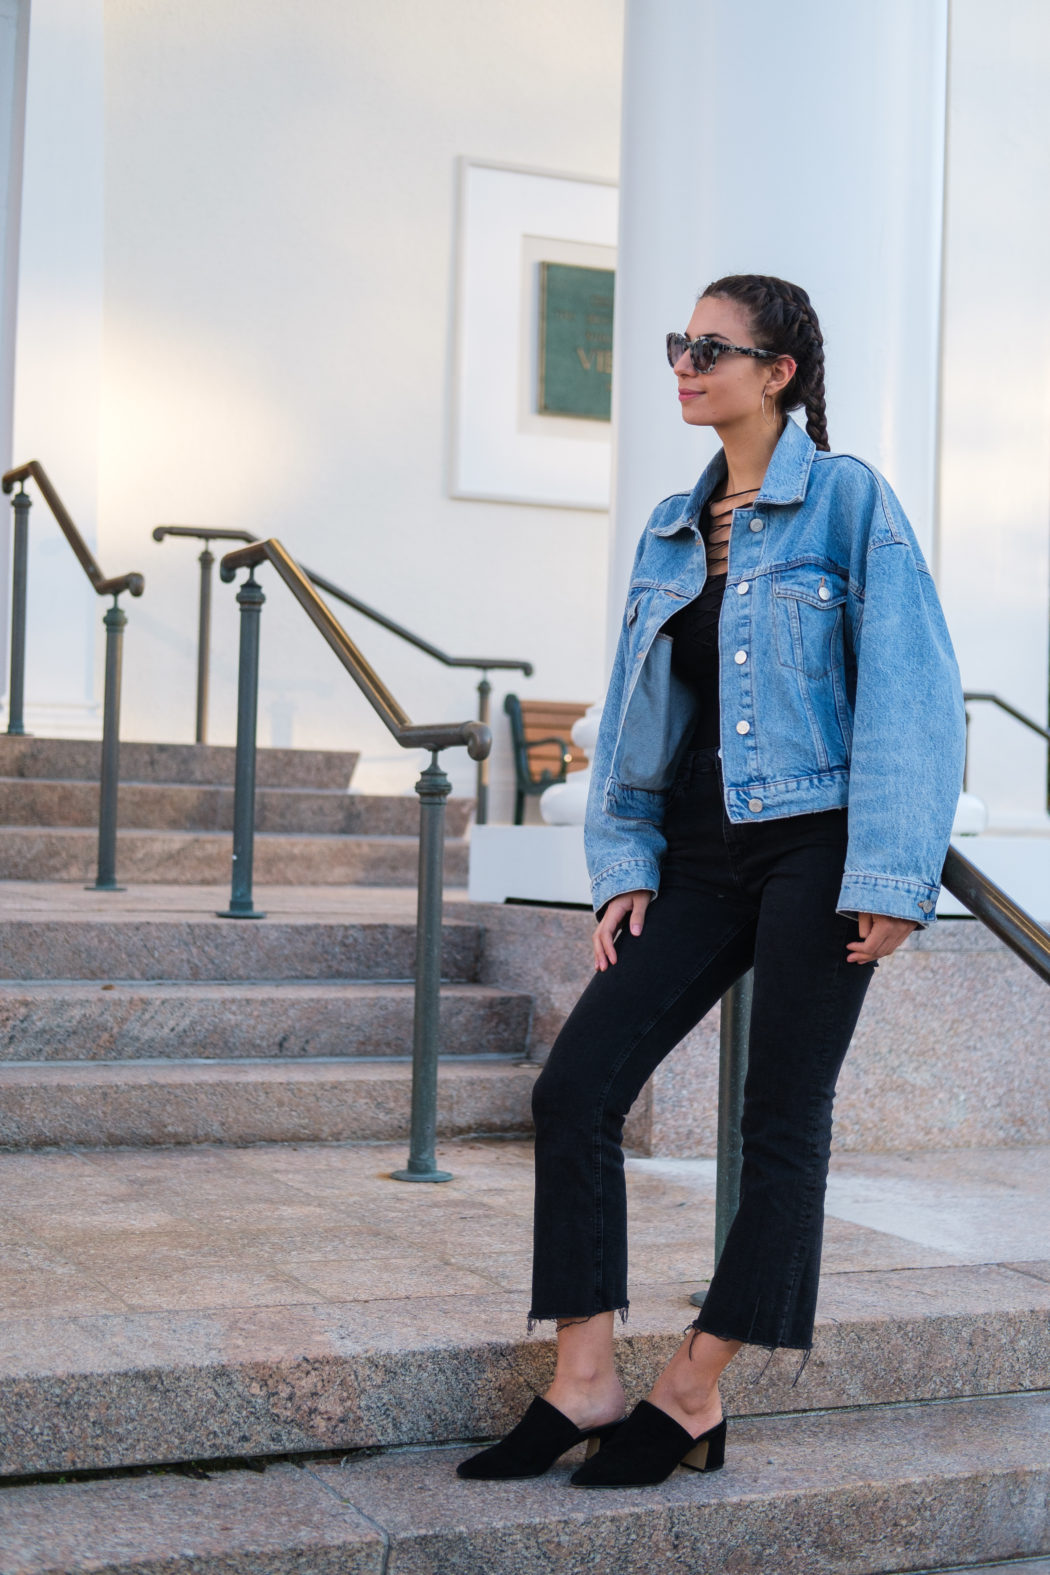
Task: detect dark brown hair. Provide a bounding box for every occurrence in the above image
[700,274,829,451]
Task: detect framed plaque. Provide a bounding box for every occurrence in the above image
[451,159,618,510]
[538,263,615,421]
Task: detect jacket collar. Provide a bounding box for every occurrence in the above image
[650,417,816,536]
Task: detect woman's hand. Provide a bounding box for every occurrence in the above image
[847,912,918,965]
[594,890,652,971]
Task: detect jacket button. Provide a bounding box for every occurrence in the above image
[748,797,763,812]
[749,518,764,531]
[919,899,934,912]
[736,582,750,595]
[818,584,831,601]
[734,649,747,664]
[736,720,750,735]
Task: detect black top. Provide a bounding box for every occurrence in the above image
[663,502,728,750]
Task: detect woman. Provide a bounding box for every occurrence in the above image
[458,274,966,1489]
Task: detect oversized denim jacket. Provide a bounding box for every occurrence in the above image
[585,417,966,926]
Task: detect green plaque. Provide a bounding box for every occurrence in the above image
[537,262,615,421]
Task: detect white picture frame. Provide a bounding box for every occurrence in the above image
[451,159,618,511]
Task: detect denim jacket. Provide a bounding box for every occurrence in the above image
[585,417,966,926]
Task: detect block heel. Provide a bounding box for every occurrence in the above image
[570,1400,728,1488]
[681,1414,726,1472]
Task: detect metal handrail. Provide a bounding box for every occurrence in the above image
[941,844,1050,982]
[154,523,531,818]
[963,691,1050,746]
[1,461,145,890]
[4,461,144,598]
[218,538,491,758]
[962,690,1050,811]
[217,536,493,1186]
[153,527,257,742]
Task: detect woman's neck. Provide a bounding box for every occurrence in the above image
[716,417,784,497]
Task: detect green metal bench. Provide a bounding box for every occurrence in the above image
[503,694,588,824]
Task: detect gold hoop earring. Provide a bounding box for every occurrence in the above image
[761,389,776,427]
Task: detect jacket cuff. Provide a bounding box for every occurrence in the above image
[590,858,660,917]
[837,871,939,927]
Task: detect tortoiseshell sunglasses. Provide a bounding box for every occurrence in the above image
[666,332,781,375]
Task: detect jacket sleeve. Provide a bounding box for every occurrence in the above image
[584,541,668,916]
[838,505,966,926]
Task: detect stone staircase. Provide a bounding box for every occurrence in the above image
[0,736,470,884]
[0,883,538,1150]
[0,736,1049,1571]
[0,1137,1049,1573]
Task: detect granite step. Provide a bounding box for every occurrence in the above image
[0,1056,539,1150]
[1,1392,1048,1574]
[1,1259,1047,1476]
[0,737,359,789]
[0,980,532,1061]
[0,778,473,836]
[0,826,469,884]
[0,916,483,981]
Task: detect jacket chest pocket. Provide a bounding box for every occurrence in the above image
[773,572,847,680]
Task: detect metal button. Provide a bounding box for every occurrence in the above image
[818,584,831,601]
[737,581,750,595]
[919,899,934,912]
[749,517,764,532]
[734,649,747,664]
[748,797,763,812]
[736,720,750,735]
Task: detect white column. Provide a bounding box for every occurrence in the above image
[7,0,104,735]
[608,0,949,664]
[937,0,1050,830]
[0,0,29,702]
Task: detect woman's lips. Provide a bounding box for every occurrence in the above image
[678,389,704,401]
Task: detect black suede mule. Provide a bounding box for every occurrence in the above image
[456,1396,623,1480]
[569,1400,726,1487]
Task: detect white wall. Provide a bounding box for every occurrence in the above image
[6,0,102,734]
[937,0,1050,828]
[95,0,624,809]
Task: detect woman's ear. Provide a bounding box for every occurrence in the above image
[768,355,797,397]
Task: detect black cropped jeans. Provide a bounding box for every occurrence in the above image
[529,746,875,1352]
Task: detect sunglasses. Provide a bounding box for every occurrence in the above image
[666,332,780,375]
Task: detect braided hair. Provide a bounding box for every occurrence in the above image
[700,274,830,452]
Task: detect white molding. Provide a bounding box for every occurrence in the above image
[450,158,618,511]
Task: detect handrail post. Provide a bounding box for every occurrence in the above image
[93,596,127,891]
[392,750,453,1183]
[218,572,266,919]
[689,970,753,1305]
[6,485,30,735]
[195,545,214,744]
[475,671,491,824]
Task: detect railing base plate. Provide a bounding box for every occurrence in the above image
[215,908,267,920]
[390,1168,453,1184]
[89,882,126,893]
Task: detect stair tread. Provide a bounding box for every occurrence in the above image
[0,1056,531,1080]
[0,737,360,789]
[0,1130,1047,1477]
[0,824,463,843]
[1,1392,1048,1575]
[0,980,525,998]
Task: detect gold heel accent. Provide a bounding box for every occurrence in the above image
[681,1439,709,1470]
[584,1434,603,1460]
